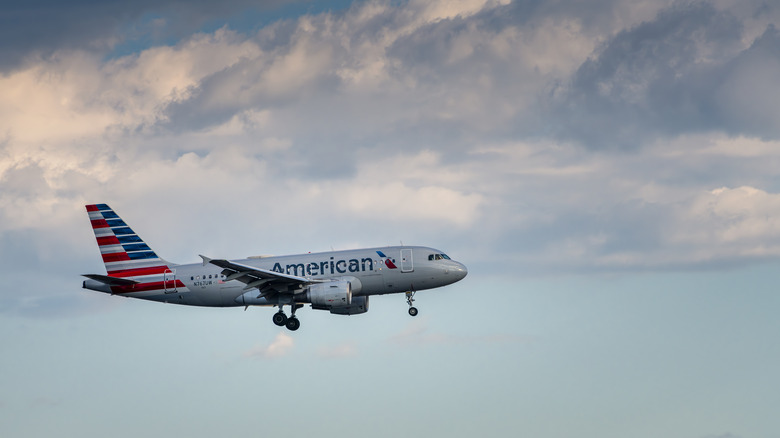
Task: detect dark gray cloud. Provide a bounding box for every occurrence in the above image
[156,0,687,160]
[0,0,298,72]
[160,1,556,173]
[551,1,780,148]
[152,0,780,193]
[714,24,780,138]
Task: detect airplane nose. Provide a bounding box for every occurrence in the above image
[452,262,468,281]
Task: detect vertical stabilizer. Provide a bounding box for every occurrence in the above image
[85,204,173,279]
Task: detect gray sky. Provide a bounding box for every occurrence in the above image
[2,1,780,437]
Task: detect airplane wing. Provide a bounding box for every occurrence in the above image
[200,255,323,295]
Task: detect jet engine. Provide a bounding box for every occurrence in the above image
[306,280,369,315]
[305,280,352,307]
[328,296,369,315]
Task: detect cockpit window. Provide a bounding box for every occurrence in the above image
[429,253,451,261]
[441,253,451,260]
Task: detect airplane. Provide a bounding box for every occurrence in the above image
[81,204,468,331]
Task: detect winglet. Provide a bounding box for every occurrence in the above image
[199,254,212,267]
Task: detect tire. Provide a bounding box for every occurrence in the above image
[272,312,287,326]
[286,317,300,331]
[408,307,419,317]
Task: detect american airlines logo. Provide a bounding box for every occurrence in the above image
[375,250,398,269]
[271,251,397,276]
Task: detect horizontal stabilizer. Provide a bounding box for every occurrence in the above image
[82,274,140,286]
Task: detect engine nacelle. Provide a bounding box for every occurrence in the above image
[306,280,352,307]
[328,296,369,315]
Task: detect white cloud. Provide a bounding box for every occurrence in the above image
[409,0,510,23]
[243,332,294,359]
[337,180,483,228]
[677,186,780,252]
[700,135,780,157]
[0,29,259,148]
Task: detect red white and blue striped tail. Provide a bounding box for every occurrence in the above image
[85,203,173,280]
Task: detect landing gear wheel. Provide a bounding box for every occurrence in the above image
[285,317,300,331]
[272,312,288,326]
[405,289,418,317]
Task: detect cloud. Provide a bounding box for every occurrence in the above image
[714,24,780,138]
[550,1,780,149]
[0,0,297,72]
[0,27,262,154]
[159,0,620,156]
[552,2,739,147]
[243,332,295,359]
[333,151,484,227]
[673,186,780,256]
[509,183,780,271]
[460,133,780,273]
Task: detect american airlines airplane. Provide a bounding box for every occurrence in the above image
[82,204,468,331]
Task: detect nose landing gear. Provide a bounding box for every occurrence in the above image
[405,290,418,317]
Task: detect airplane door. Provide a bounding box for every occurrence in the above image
[164,269,177,293]
[400,249,414,272]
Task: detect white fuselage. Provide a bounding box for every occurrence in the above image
[92,246,467,307]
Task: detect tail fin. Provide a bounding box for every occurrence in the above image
[85,203,172,279]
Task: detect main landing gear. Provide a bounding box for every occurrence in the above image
[405,290,418,317]
[273,304,303,331]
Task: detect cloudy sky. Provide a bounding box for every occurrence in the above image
[2,0,780,436]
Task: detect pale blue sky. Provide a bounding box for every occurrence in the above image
[2,1,780,437]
